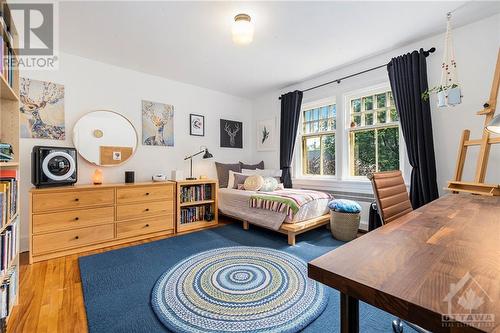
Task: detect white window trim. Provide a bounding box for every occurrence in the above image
[294,96,337,179]
[292,82,408,189]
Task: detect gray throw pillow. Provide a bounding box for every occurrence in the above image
[239,161,264,170]
[215,162,241,188]
[233,173,250,189]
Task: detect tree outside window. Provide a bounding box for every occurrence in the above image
[302,103,336,176]
[349,90,399,177]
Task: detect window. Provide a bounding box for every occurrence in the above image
[348,90,399,177]
[301,102,336,176]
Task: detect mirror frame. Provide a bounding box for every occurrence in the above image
[72,109,139,167]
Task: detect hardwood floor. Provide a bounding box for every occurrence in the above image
[8,220,232,333]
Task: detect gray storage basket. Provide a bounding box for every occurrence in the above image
[330,210,361,241]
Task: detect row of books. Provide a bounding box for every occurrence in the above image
[0,170,17,227]
[0,264,17,321]
[0,14,15,88]
[180,205,212,224]
[180,184,213,203]
[0,218,17,277]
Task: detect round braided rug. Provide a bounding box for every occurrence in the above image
[151,246,328,333]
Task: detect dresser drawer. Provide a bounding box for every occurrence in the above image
[116,215,174,239]
[32,224,114,254]
[32,189,115,212]
[116,185,174,204]
[116,201,173,221]
[32,206,115,234]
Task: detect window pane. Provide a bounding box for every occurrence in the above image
[321,106,329,120]
[319,120,328,132]
[388,92,394,106]
[377,110,387,123]
[304,137,321,175]
[312,121,319,133]
[351,99,361,112]
[390,108,399,122]
[376,93,386,108]
[330,105,337,118]
[377,127,399,172]
[351,115,361,128]
[322,135,335,175]
[305,110,311,121]
[351,130,376,176]
[363,96,373,110]
[312,109,319,121]
[365,113,374,126]
[328,118,336,130]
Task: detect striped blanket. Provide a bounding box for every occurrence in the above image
[249,189,333,220]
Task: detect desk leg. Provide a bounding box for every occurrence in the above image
[340,292,359,333]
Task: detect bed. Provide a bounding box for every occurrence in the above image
[218,187,331,245]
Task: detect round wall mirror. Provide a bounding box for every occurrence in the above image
[73,110,138,166]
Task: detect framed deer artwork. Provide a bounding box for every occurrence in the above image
[20,78,65,140]
[142,100,174,146]
[220,119,242,148]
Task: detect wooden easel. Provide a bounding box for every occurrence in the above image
[447,49,500,196]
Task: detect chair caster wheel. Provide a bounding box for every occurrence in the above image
[392,319,404,333]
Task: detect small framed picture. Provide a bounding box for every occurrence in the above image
[190,114,205,136]
[257,118,276,151]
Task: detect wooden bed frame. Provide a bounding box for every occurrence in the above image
[224,212,331,245]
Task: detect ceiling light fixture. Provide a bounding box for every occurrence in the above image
[232,13,253,45]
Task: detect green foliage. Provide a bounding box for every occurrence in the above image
[421,83,459,101]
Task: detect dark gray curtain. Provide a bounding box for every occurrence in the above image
[280,91,303,188]
[387,49,439,208]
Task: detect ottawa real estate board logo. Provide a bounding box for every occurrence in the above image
[442,272,495,329]
[2,1,58,70]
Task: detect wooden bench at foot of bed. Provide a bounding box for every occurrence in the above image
[242,214,330,245]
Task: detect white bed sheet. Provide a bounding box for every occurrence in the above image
[218,188,329,230]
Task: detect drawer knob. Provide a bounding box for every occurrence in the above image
[145,208,150,212]
[145,224,150,227]
[146,192,150,196]
[75,236,79,240]
[75,217,79,221]
[75,198,79,202]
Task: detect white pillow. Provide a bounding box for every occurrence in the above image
[241,168,282,178]
[227,170,243,189]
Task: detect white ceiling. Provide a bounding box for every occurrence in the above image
[59,1,500,98]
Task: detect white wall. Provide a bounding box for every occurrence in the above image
[19,52,253,251]
[252,14,500,197]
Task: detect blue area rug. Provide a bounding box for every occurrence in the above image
[79,223,401,332]
[151,246,328,333]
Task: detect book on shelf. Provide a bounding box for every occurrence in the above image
[180,204,212,224]
[1,218,17,277]
[0,264,17,321]
[0,22,15,88]
[0,173,17,226]
[180,184,212,203]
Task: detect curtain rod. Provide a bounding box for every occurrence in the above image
[279,47,436,100]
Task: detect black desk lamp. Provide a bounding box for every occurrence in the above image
[184,146,213,180]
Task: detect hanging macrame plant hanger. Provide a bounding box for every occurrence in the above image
[438,12,462,107]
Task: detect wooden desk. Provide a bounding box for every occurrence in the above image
[308,194,500,333]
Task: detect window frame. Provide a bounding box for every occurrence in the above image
[297,97,337,179]
[343,84,405,181]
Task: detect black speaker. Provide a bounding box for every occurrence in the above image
[31,146,77,188]
[125,171,135,183]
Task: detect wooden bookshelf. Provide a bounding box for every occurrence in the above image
[0,1,20,329]
[176,179,218,233]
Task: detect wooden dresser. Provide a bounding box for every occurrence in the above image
[29,182,175,263]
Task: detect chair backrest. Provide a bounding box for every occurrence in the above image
[367,170,413,224]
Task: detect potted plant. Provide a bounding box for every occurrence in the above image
[446,83,461,106]
[421,83,461,107]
